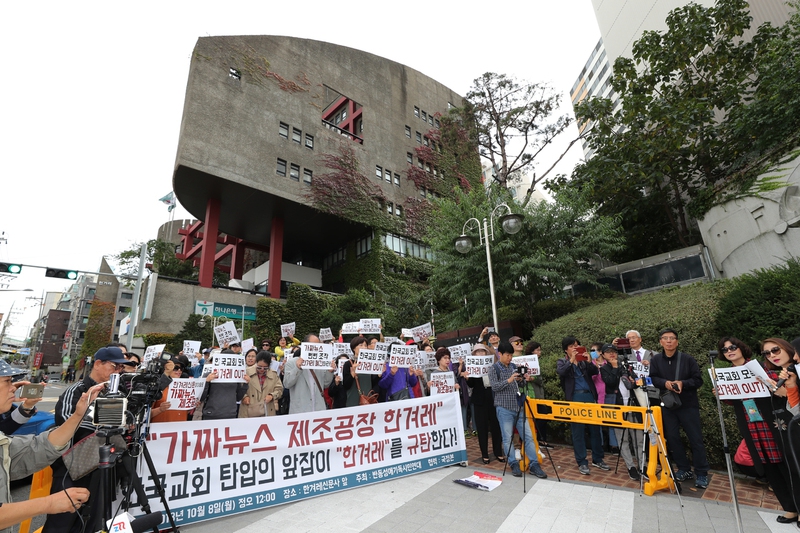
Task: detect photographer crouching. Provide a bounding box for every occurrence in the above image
[43,347,128,533]
[0,359,103,532]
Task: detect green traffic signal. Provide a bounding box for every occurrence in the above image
[45,268,79,280]
[0,263,22,274]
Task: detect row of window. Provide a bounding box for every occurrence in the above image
[277,158,313,183]
[375,165,401,187]
[322,247,346,273]
[413,107,440,128]
[385,202,403,218]
[279,122,315,149]
[382,233,432,260]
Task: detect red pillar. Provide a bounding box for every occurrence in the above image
[268,217,284,299]
[230,240,246,282]
[199,198,220,288]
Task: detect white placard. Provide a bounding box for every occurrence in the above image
[183,340,201,357]
[319,328,334,342]
[241,338,254,354]
[143,344,166,365]
[512,355,540,376]
[709,360,772,400]
[373,342,391,353]
[269,360,281,373]
[630,361,650,378]
[333,343,353,357]
[214,322,240,346]
[280,322,296,339]
[336,358,347,379]
[164,378,207,410]
[299,342,335,369]
[466,356,494,377]
[354,349,387,375]
[388,344,417,368]
[210,353,247,382]
[341,322,360,335]
[384,336,399,344]
[448,343,471,362]
[416,351,437,371]
[429,371,456,395]
[359,318,382,334]
[410,322,433,342]
[401,328,414,338]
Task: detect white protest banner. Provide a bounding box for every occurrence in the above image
[384,337,399,344]
[709,360,772,400]
[373,342,391,354]
[410,323,433,343]
[388,344,417,368]
[269,360,281,373]
[354,349,387,375]
[142,394,467,528]
[401,328,414,338]
[359,318,381,334]
[341,322,360,335]
[280,322,296,339]
[336,358,347,379]
[143,344,167,365]
[299,343,334,369]
[211,353,247,383]
[466,356,494,377]
[241,338,254,354]
[165,379,207,410]
[416,351,437,371]
[214,322,240,346]
[630,361,650,378]
[512,355,540,376]
[333,343,353,357]
[183,341,201,357]
[319,328,334,342]
[448,343,471,362]
[429,371,456,395]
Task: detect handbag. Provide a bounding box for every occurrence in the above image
[387,370,411,401]
[659,353,683,410]
[356,376,378,405]
[62,432,128,480]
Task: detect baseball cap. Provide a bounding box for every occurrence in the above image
[471,343,490,354]
[509,336,523,344]
[601,343,617,353]
[0,360,26,378]
[94,347,129,364]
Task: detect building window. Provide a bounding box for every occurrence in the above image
[435,118,440,128]
[376,165,383,180]
[394,173,400,187]
[395,205,402,217]
[428,115,434,126]
[425,163,431,172]
[116,320,121,327]
[292,128,302,144]
[405,126,411,138]
[384,169,391,182]
[290,163,300,181]
[417,159,423,168]
[423,137,429,147]
[322,247,346,273]
[382,233,431,260]
[421,110,427,122]
[303,168,313,184]
[277,158,287,176]
[386,202,393,214]
[420,188,426,198]
[305,133,314,149]
[279,122,289,139]
[120,293,132,300]
[51,333,58,341]
[414,106,420,118]
[355,234,373,258]
[415,132,422,143]
[407,153,413,164]
[229,67,241,80]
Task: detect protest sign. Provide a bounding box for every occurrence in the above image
[448,343,471,362]
[429,371,456,395]
[319,328,334,342]
[165,379,207,410]
[214,322,240,346]
[269,360,281,373]
[354,349,387,375]
[709,360,772,400]
[143,394,467,528]
[280,322,296,339]
[144,344,167,365]
[388,344,417,368]
[465,356,494,377]
[300,343,334,369]
[211,353,247,383]
[454,471,502,492]
[384,337,399,344]
[409,323,433,343]
[630,361,649,378]
[373,342,391,354]
[359,318,381,334]
[341,322,360,335]
[336,358,347,379]
[241,339,254,354]
[401,328,414,338]
[512,355,540,376]
[416,351,437,372]
[333,343,353,357]
[183,341,201,357]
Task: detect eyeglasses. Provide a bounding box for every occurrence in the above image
[721,345,739,354]
[660,336,677,341]
[512,341,523,345]
[761,346,782,357]
[256,366,269,371]
[105,361,124,370]
[173,366,183,371]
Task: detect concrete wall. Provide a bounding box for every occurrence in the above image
[242,260,322,288]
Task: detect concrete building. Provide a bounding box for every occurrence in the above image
[58,275,97,366]
[172,36,462,297]
[36,309,71,367]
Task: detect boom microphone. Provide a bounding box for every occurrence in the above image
[131,513,163,533]
[776,364,797,390]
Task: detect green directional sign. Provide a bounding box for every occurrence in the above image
[195,300,256,321]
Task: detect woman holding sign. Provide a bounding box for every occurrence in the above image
[240,351,283,417]
[718,337,799,524]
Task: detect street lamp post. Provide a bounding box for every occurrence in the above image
[453,203,523,333]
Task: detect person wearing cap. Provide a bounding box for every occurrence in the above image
[477,327,501,356]
[467,343,505,464]
[43,347,128,533]
[190,349,211,378]
[152,357,187,423]
[0,359,103,532]
[0,366,43,435]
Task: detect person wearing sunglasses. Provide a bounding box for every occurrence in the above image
[718,337,799,525]
[152,358,188,423]
[240,351,283,417]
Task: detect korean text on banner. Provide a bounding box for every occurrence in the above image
[429,372,456,395]
[183,341,201,357]
[241,339,254,354]
[341,322,360,335]
[466,356,494,377]
[319,328,334,342]
[416,351,437,371]
[144,344,167,365]
[359,319,381,334]
[448,343,471,362]
[214,322,240,346]
[354,349,387,375]
[409,323,432,343]
[211,354,247,383]
[709,360,772,400]
[300,343,334,369]
[143,394,467,528]
[280,322,296,339]
[333,343,353,357]
[165,379,207,410]
[388,344,416,368]
[512,355,540,376]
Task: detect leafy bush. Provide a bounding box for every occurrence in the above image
[254,298,288,343]
[139,332,177,352]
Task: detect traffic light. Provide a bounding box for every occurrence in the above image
[45,267,79,280]
[0,263,22,274]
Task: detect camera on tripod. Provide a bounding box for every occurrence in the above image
[515,366,528,376]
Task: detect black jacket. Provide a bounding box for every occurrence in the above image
[648,351,703,409]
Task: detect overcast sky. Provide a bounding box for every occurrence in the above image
[0,0,600,339]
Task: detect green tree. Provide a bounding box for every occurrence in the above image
[112,239,229,286]
[425,186,624,331]
[78,299,115,366]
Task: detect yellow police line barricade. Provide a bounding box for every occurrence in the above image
[19,466,52,533]
[522,398,675,496]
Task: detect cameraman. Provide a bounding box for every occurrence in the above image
[42,347,128,533]
[0,360,103,531]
